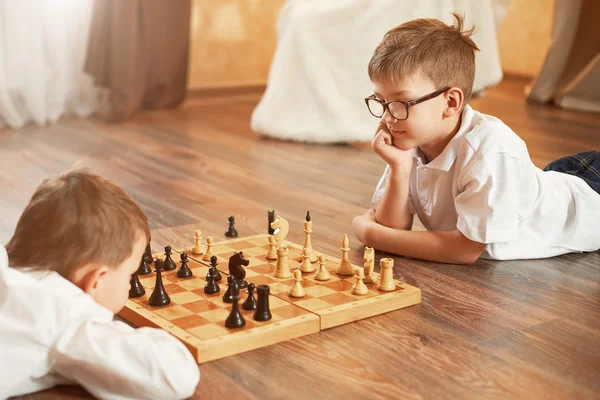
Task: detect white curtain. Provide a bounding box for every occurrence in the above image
[526,0,600,113]
[252,0,511,143]
[0,0,98,130]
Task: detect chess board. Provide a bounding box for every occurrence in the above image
[118,234,421,364]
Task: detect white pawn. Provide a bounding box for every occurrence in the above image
[289,269,305,298]
[202,237,214,261]
[266,235,278,260]
[191,230,204,255]
[275,246,291,278]
[299,247,314,273]
[314,255,330,281]
[335,234,354,276]
[352,268,369,295]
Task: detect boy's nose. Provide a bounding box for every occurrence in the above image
[381,109,396,124]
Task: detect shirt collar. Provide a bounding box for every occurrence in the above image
[412,105,475,171]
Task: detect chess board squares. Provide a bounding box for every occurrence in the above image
[169,314,212,330]
[227,241,264,251]
[182,299,221,314]
[246,274,278,287]
[169,290,205,305]
[246,237,269,247]
[154,305,195,320]
[176,277,207,291]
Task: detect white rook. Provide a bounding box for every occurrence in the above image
[377,258,395,292]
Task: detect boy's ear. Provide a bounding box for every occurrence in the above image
[444,87,464,117]
[73,265,109,295]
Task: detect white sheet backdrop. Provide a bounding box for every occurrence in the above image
[252,0,511,143]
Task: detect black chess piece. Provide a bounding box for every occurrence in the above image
[225,280,245,328]
[204,265,220,294]
[254,284,272,321]
[242,283,257,310]
[306,210,311,222]
[137,253,152,275]
[228,252,249,289]
[149,259,171,306]
[144,243,153,265]
[210,255,222,282]
[268,209,275,235]
[129,273,145,298]
[222,275,235,303]
[177,253,193,278]
[163,245,177,271]
[224,216,238,237]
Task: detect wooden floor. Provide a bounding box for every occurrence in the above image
[3,77,600,400]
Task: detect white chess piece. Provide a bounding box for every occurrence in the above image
[315,255,331,281]
[191,230,204,255]
[377,258,395,291]
[299,247,314,273]
[335,234,354,275]
[352,268,369,295]
[289,269,305,298]
[270,215,289,247]
[275,246,291,278]
[202,237,214,261]
[266,235,278,260]
[303,215,317,262]
[363,247,375,284]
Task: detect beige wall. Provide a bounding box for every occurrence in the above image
[187,0,285,89]
[187,0,556,89]
[497,0,555,77]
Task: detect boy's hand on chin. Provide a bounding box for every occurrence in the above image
[371,123,413,171]
[353,208,377,246]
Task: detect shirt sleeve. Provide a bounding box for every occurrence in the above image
[455,153,522,243]
[50,319,200,400]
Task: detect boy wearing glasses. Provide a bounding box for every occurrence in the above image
[352,14,600,263]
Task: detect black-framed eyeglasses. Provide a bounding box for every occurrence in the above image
[364,87,450,120]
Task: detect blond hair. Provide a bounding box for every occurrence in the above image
[6,170,150,277]
[368,13,480,102]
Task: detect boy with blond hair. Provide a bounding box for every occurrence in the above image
[353,14,600,263]
[0,171,200,399]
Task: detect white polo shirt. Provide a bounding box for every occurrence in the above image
[373,105,600,260]
[0,246,200,399]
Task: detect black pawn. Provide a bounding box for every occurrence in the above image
[254,284,272,321]
[177,253,193,278]
[129,273,145,298]
[225,280,245,328]
[225,216,238,237]
[137,253,152,275]
[149,259,171,306]
[204,266,220,294]
[210,255,222,282]
[144,243,153,265]
[222,275,235,303]
[242,282,257,310]
[163,245,177,271]
[268,209,275,235]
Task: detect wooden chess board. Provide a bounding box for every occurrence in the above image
[118,234,421,364]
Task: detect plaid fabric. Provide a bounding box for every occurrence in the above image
[544,151,600,194]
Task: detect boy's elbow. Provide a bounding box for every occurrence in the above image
[457,244,486,264]
[169,367,200,399]
[162,352,200,399]
[451,231,486,264]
